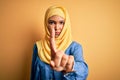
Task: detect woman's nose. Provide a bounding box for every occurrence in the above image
[55,24,59,30]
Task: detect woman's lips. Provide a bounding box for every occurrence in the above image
[55,32,60,35]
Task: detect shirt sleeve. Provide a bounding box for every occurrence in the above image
[63,42,88,80]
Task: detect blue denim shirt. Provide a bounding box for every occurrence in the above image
[31,41,88,80]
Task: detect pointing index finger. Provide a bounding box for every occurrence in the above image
[50,26,56,55]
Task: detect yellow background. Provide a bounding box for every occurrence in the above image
[0,0,120,80]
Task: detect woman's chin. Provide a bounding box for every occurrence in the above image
[55,35,59,38]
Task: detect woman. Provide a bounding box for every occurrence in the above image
[31,6,88,80]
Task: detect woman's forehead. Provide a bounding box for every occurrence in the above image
[48,15,65,21]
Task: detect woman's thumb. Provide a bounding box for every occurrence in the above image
[50,60,55,68]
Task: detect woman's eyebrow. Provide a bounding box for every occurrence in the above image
[59,20,65,22]
[48,19,55,21]
[48,19,65,22]
[48,20,55,22]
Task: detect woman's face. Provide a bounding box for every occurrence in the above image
[48,15,65,38]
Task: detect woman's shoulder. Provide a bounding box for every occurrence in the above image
[34,40,42,49]
[66,41,82,52]
[70,41,82,48]
[65,41,83,54]
[32,40,42,51]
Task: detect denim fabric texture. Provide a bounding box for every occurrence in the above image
[31,41,88,80]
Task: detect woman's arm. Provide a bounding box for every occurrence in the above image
[64,42,88,80]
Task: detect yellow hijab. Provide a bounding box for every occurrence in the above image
[36,6,72,64]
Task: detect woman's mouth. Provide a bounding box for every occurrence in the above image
[55,32,60,35]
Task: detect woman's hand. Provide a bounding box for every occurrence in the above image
[49,26,74,72]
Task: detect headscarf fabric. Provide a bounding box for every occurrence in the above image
[36,6,72,64]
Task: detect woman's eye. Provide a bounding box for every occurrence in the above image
[48,21,55,25]
[60,21,64,25]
